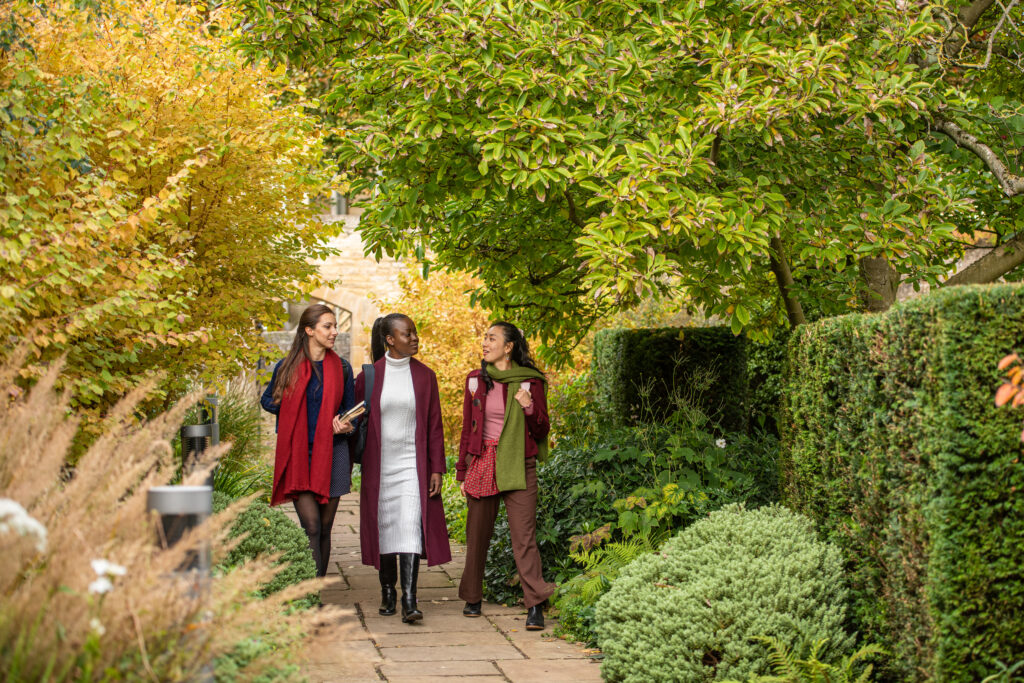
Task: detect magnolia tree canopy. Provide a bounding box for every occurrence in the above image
[238,0,1023,358]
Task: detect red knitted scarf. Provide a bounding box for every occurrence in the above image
[271,350,343,506]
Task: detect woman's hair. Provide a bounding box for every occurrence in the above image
[272,303,335,404]
[481,321,543,391]
[370,313,411,362]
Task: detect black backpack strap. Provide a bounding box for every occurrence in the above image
[363,364,375,412]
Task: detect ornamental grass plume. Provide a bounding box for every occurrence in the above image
[0,349,332,680]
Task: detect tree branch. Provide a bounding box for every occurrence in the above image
[958,0,998,30]
[934,118,1024,197]
[942,233,1024,286]
[768,237,806,327]
[564,189,584,228]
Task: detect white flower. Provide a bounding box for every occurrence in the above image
[89,618,106,637]
[91,558,127,578]
[88,577,113,595]
[715,438,727,449]
[0,497,47,552]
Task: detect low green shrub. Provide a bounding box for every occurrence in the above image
[214,637,301,683]
[213,492,316,600]
[594,504,853,682]
[443,454,467,544]
[483,405,780,616]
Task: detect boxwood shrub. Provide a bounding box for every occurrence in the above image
[782,284,1024,681]
[213,491,316,598]
[591,326,747,432]
[594,504,852,682]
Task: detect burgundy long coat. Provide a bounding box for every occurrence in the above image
[355,357,451,568]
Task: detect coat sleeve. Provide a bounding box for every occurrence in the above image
[427,371,446,475]
[260,361,282,415]
[456,374,473,482]
[524,379,550,442]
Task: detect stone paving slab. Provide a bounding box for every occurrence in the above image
[376,629,510,649]
[364,614,495,637]
[387,678,507,683]
[295,493,602,681]
[379,660,502,678]
[495,658,604,682]
[380,643,523,662]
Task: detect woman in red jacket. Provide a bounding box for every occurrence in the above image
[356,313,451,623]
[456,322,555,630]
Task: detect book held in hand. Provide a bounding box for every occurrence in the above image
[338,401,367,424]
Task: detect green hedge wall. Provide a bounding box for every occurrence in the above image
[782,284,1024,681]
[592,326,747,432]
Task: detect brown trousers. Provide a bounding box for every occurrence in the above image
[458,457,556,608]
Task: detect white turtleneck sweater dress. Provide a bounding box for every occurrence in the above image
[377,353,423,554]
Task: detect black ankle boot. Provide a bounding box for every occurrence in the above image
[378,554,397,616]
[525,604,545,631]
[399,553,422,623]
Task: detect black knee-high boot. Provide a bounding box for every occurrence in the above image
[379,554,397,616]
[399,553,422,623]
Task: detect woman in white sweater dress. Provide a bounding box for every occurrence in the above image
[355,313,450,623]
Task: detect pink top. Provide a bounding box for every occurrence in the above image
[482,383,534,442]
[482,387,505,441]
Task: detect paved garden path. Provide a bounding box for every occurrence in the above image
[290,493,604,682]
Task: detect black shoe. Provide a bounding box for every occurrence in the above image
[463,601,482,617]
[378,554,397,616]
[525,604,544,631]
[399,553,422,623]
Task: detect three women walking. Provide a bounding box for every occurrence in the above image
[262,306,553,629]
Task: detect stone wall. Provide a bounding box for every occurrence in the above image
[262,331,352,364]
[308,211,407,366]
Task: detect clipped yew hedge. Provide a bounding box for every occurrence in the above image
[592,326,747,432]
[782,284,1024,681]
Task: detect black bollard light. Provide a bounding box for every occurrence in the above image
[180,395,219,484]
[147,484,213,682]
[147,485,213,574]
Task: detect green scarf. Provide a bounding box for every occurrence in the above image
[487,362,548,492]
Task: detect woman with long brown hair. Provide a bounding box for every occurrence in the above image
[356,313,450,623]
[260,303,357,577]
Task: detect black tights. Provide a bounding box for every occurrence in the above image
[293,493,341,577]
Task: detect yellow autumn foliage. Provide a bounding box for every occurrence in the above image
[0,0,336,427]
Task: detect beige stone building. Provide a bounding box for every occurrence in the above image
[308,193,406,366]
[261,193,406,366]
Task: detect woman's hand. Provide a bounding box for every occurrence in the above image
[428,473,443,498]
[460,481,467,497]
[332,416,354,435]
[514,385,533,410]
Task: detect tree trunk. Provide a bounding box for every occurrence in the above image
[768,237,806,327]
[859,257,900,312]
[942,234,1024,287]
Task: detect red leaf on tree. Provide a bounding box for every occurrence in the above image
[998,353,1020,370]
